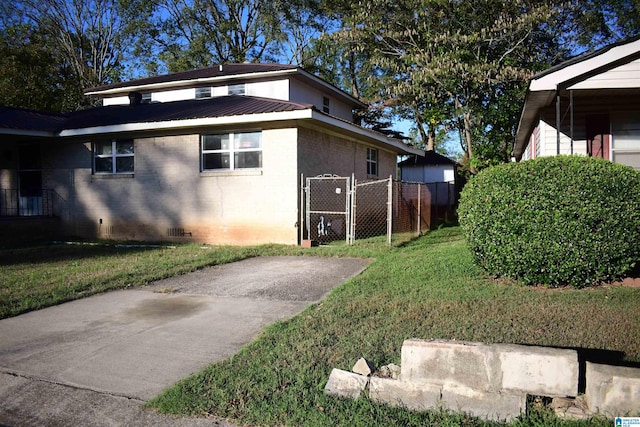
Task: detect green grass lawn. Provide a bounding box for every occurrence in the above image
[2,228,638,425]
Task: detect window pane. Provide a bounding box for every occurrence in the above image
[196,87,211,99]
[95,157,113,173]
[116,140,134,154]
[235,151,261,169]
[228,84,245,95]
[95,142,113,155]
[116,157,134,173]
[613,151,640,170]
[203,134,230,151]
[203,153,230,170]
[234,132,261,149]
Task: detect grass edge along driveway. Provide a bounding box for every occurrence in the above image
[148,228,639,426]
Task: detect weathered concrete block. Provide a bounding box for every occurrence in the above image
[369,377,441,411]
[441,384,526,422]
[352,357,375,376]
[400,339,501,392]
[324,368,368,399]
[495,344,578,397]
[586,362,640,417]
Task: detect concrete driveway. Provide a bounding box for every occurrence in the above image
[0,256,370,426]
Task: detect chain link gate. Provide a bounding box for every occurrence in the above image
[302,174,446,246]
[303,175,352,244]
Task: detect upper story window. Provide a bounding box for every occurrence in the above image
[201,131,262,171]
[322,96,330,114]
[141,93,152,103]
[367,147,378,176]
[94,140,134,174]
[228,83,246,95]
[195,87,212,99]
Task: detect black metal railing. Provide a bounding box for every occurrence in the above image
[0,189,55,217]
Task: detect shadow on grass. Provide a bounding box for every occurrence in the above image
[0,240,172,267]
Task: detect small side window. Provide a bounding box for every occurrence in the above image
[228,84,246,95]
[322,96,330,114]
[196,87,212,99]
[367,148,378,177]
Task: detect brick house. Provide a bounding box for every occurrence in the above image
[0,64,421,245]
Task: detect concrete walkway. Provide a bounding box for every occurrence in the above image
[0,256,370,426]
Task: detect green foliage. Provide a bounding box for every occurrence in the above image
[458,156,640,288]
[0,24,85,112]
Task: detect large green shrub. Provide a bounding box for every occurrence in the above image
[458,156,640,288]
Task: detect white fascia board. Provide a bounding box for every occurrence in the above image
[59,109,314,137]
[310,111,423,156]
[530,39,640,92]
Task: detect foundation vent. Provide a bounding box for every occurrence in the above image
[167,227,192,237]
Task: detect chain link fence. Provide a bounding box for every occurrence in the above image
[302,175,457,245]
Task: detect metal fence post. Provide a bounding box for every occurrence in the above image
[387,175,392,245]
[417,183,421,235]
[299,174,304,244]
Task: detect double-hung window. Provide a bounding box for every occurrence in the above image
[367,147,378,176]
[201,131,262,171]
[94,140,134,174]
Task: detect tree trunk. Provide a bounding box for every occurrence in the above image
[463,111,476,173]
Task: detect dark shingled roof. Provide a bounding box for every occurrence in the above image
[64,95,313,129]
[0,106,67,132]
[398,150,457,166]
[0,96,314,135]
[86,64,297,93]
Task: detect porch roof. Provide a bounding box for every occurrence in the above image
[513,36,640,160]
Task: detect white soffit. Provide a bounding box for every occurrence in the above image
[530,38,640,91]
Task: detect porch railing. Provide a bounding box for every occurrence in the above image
[0,189,56,217]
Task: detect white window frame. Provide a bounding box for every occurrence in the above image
[201,131,262,171]
[93,139,134,174]
[367,147,378,177]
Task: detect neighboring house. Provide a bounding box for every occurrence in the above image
[513,36,640,170]
[0,64,422,245]
[399,150,457,184]
[398,150,458,224]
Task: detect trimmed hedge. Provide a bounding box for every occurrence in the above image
[458,156,640,288]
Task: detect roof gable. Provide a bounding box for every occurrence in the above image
[529,36,640,91]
